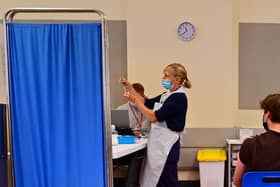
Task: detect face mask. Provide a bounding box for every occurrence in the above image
[262,115,269,131]
[263,122,269,131]
[161,79,172,90]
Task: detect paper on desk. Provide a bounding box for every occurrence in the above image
[239,128,253,142]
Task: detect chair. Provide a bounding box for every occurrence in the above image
[242,171,280,187]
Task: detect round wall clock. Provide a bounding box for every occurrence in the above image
[177,22,196,41]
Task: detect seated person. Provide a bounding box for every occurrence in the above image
[233,93,280,187]
[117,83,150,136]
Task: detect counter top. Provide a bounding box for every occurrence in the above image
[112,138,148,159]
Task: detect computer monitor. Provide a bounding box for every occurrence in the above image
[111,109,134,135]
[111,109,131,129]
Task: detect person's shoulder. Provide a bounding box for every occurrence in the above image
[242,136,255,146]
[242,131,269,146]
[240,134,262,153]
[253,130,280,143]
[265,130,280,136]
[117,103,128,110]
[252,131,273,140]
[163,93,187,110]
[147,93,164,101]
[168,92,187,101]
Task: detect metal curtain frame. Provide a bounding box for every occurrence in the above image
[2,8,112,187]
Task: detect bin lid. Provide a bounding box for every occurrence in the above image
[197,149,226,161]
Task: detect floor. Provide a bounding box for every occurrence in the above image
[114,169,200,187]
[0,159,7,187]
[179,181,200,187]
[178,169,200,181]
[2,162,200,187]
[114,179,200,187]
[178,170,200,187]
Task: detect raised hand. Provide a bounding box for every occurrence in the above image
[119,77,129,87]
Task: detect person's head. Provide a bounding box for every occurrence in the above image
[162,63,192,91]
[260,93,280,125]
[132,83,145,98]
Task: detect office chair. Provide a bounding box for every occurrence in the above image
[242,171,280,187]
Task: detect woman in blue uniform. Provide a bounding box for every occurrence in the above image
[120,63,191,187]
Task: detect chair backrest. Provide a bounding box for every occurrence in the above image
[242,171,280,187]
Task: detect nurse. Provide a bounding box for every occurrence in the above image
[120,63,192,187]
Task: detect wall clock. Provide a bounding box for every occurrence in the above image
[178,22,196,41]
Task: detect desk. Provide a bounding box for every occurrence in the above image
[112,138,148,159]
[112,138,148,187]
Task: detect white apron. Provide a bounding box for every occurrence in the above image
[140,87,186,187]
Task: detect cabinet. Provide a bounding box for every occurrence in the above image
[226,139,242,187]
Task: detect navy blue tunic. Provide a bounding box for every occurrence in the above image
[145,92,188,187]
[145,92,188,131]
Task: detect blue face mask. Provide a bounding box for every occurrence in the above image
[161,79,172,90]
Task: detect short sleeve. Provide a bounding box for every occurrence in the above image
[144,94,162,109]
[154,93,187,131]
[239,138,253,165]
[155,93,187,122]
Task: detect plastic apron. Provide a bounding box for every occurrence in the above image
[140,87,186,187]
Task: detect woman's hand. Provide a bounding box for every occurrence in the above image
[119,77,137,96]
[123,91,137,102]
[119,77,130,88]
[132,129,141,137]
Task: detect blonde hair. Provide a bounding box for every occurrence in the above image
[165,63,192,89]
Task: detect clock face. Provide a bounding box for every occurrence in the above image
[178,22,195,41]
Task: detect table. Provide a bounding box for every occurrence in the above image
[112,138,148,187]
[112,138,148,159]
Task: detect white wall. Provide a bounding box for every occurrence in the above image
[1,0,280,128]
[126,0,280,128]
[0,0,124,19]
[239,0,280,23]
[234,0,280,128]
[126,0,234,127]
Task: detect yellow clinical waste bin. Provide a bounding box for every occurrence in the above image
[197,149,226,187]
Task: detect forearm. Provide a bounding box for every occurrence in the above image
[233,177,242,187]
[233,156,246,187]
[135,98,157,122]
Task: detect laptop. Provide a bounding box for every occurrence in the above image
[111,109,133,135]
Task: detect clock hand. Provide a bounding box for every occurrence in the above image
[184,24,188,32]
[180,27,186,34]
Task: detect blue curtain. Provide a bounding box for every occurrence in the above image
[7,23,106,187]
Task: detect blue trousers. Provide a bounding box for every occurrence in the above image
[157,139,180,187]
